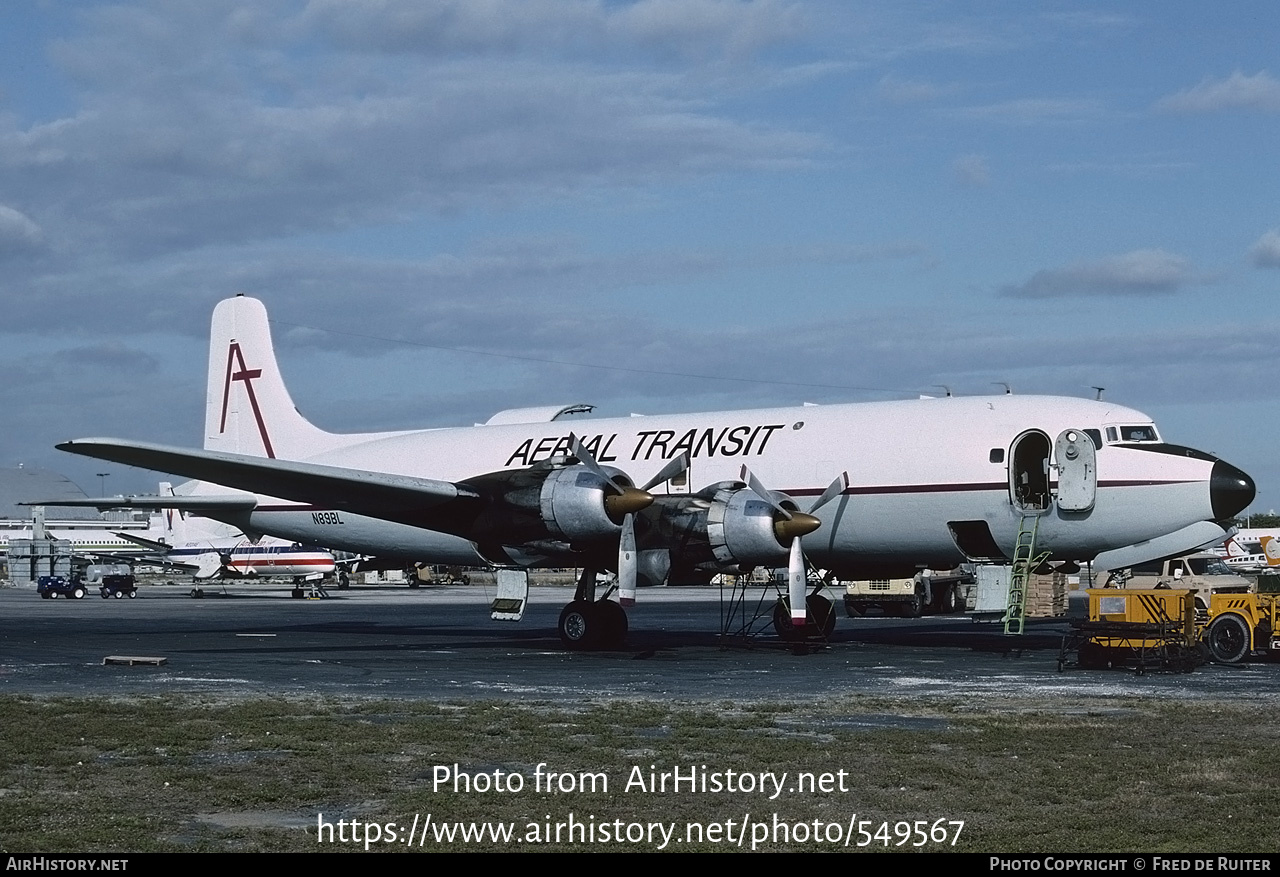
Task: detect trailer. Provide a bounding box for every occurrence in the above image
[98,573,138,599]
[1059,588,1204,673]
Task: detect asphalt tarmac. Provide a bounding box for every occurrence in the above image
[3,581,1279,703]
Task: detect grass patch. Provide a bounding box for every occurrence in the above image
[0,695,1276,852]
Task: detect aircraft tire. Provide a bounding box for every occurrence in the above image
[558,600,600,650]
[594,600,628,648]
[808,594,836,639]
[773,595,837,641]
[942,585,962,614]
[1205,613,1251,664]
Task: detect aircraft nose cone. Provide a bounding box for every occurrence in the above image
[1211,460,1256,520]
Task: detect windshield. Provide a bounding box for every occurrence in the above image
[1105,424,1160,443]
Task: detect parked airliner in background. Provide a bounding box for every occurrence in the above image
[1219,532,1280,574]
[0,510,164,560]
[27,481,335,591]
[49,295,1255,647]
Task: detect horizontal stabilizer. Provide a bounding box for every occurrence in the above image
[56,438,477,514]
[1091,521,1232,572]
[112,532,173,552]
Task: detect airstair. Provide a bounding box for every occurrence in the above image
[1004,515,1049,635]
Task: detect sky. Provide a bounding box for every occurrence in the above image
[1,1,1278,511]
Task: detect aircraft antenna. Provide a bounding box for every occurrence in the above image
[993,382,1011,395]
[1092,386,1105,400]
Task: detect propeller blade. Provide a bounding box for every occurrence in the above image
[570,433,626,495]
[788,537,807,623]
[641,452,691,492]
[808,472,850,514]
[739,465,792,520]
[618,512,637,607]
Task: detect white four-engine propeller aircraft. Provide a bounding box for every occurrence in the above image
[52,295,1255,648]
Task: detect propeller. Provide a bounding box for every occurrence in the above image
[570,434,661,605]
[615,452,691,606]
[741,466,849,623]
[569,434,653,522]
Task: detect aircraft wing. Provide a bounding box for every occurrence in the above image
[55,439,480,519]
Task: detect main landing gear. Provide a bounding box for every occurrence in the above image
[772,593,837,642]
[558,569,628,650]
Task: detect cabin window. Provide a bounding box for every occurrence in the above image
[989,448,1004,464]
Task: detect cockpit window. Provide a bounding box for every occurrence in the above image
[1104,424,1159,443]
[1119,425,1159,442]
[1083,429,1102,450]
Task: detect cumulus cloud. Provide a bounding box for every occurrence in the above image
[1250,229,1280,268]
[1000,249,1199,298]
[1156,71,1280,113]
[0,1,823,264]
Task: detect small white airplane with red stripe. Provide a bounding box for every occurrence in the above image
[47,295,1255,647]
[36,481,336,590]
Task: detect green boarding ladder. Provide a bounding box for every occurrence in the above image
[1004,515,1050,636]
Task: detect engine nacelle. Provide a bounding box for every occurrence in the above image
[461,462,638,548]
[706,483,794,567]
[642,482,795,573]
[538,465,632,541]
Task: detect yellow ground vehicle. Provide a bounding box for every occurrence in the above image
[1201,593,1280,663]
[1063,589,1280,669]
[1062,589,1203,672]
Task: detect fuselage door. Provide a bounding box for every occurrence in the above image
[1009,430,1052,513]
[1054,428,1097,512]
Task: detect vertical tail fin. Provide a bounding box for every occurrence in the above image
[204,295,339,460]
[1261,536,1280,568]
[158,481,180,543]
